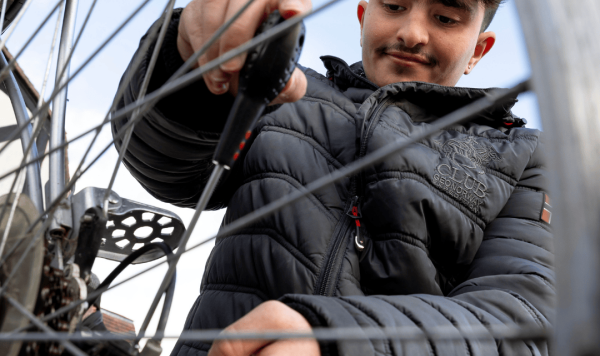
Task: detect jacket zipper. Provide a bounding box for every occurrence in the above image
[315,217,354,296]
[314,97,391,296]
[356,97,391,197]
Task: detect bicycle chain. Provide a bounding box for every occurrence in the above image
[22,242,87,356]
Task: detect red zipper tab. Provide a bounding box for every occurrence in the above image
[347,197,365,251]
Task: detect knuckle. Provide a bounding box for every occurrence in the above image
[216,341,238,356]
[220,22,249,51]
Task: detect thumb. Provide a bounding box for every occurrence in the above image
[270,67,307,105]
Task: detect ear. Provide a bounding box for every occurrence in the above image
[465,31,496,74]
[358,1,367,47]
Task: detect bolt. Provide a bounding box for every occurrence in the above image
[109,195,119,204]
[81,214,94,223]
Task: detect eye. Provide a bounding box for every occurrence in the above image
[383,4,405,12]
[436,15,457,25]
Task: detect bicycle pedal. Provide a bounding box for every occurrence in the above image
[71,187,185,264]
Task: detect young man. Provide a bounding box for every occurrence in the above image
[113,0,554,355]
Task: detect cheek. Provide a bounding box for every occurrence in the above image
[438,38,473,72]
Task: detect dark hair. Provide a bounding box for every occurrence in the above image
[480,0,505,31]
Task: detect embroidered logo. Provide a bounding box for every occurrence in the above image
[434,136,502,175]
[432,136,502,212]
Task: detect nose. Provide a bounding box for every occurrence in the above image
[396,10,429,48]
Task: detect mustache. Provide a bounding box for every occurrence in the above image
[376,43,439,67]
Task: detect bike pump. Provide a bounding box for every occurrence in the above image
[197,11,306,218]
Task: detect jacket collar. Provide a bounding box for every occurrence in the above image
[321,55,526,127]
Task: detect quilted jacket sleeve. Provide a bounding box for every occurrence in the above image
[281,137,554,356]
[111,9,239,209]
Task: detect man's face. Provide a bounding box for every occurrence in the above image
[358,0,496,87]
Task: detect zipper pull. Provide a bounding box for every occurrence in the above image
[347,197,365,251]
[346,196,362,218]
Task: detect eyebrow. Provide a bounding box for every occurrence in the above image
[427,0,477,15]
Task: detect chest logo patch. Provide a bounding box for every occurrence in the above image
[433,136,502,212]
[435,136,502,175]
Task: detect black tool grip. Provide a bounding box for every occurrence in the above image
[213,11,305,168]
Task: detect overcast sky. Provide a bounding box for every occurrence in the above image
[6,0,540,354]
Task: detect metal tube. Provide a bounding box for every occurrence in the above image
[49,0,79,200]
[48,0,78,240]
[0,52,43,212]
[515,1,600,355]
[49,0,78,203]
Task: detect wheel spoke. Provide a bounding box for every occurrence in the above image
[3,296,86,356]
[102,0,177,218]
[108,0,342,133]
[171,0,258,80]
[0,0,153,160]
[0,51,43,211]
[0,0,34,55]
[1,324,551,343]
[0,0,259,184]
[0,210,55,298]
[0,0,157,269]
[100,0,178,344]
[0,0,317,169]
[0,0,8,33]
[138,165,224,344]
[0,0,64,84]
[0,2,64,257]
[0,169,26,258]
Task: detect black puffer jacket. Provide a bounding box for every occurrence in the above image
[113,12,554,356]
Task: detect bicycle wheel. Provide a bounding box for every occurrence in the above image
[2,0,587,355]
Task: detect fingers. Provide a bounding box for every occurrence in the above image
[208,301,314,356]
[218,0,312,73]
[270,67,307,105]
[218,0,275,73]
[178,0,312,96]
[199,0,232,94]
[179,0,231,94]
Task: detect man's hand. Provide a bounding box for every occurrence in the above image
[178,0,311,104]
[207,300,320,356]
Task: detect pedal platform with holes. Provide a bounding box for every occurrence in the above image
[71,187,185,264]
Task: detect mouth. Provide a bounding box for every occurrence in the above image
[385,52,431,67]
